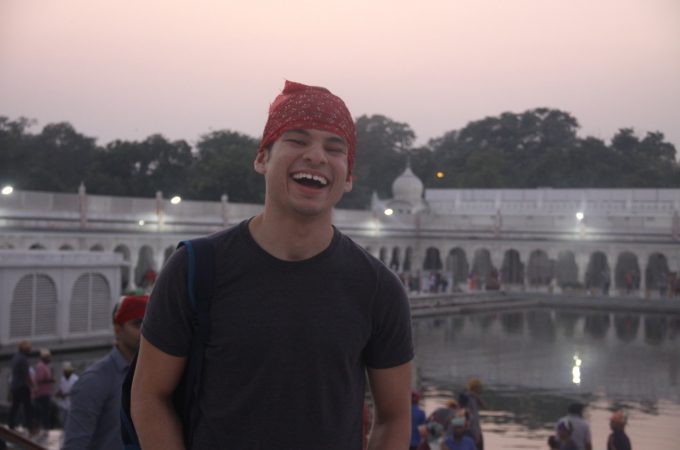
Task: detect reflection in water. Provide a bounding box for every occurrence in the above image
[501,311,524,334]
[645,315,668,345]
[584,313,610,339]
[413,307,680,449]
[614,314,640,343]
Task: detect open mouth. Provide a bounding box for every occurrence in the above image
[291,172,329,189]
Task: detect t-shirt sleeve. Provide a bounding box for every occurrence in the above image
[363,266,414,369]
[141,246,194,357]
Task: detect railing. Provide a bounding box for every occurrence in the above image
[0,424,48,450]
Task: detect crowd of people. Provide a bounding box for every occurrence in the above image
[407,385,633,450]
[5,294,148,449]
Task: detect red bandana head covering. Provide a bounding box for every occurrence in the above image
[258,80,356,179]
[114,294,149,326]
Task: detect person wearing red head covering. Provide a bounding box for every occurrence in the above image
[63,295,148,450]
[133,80,414,450]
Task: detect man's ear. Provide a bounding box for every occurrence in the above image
[254,150,267,174]
[343,176,353,193]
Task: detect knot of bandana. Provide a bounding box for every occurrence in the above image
[259,80,356,178]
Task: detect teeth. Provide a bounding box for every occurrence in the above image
[292,173,328,185]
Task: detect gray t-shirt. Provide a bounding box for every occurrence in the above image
[143,220,414,449]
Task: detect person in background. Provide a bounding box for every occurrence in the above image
[62,294,149,450]
[411,391,427,450]
[459,378,486,450]
[606,410,631,450]
[8,340,35,435]
[55,361,79,427]
[439,416,476,450]
[33,348,55,438]
[556,419,578,450]
[556,402,592,450]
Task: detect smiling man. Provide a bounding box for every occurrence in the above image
[131,80,414,450]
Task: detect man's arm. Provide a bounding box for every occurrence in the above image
[131,335,187,450]
[366,361,412,450]
[62,370,106,449]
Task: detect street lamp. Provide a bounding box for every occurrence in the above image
[575,211,584,222]
[384,208,394,216]
[1,185,13,195]
[170,195,182,205]
[436,171,444,179]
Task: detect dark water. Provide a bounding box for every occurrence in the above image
[412,308,680,449]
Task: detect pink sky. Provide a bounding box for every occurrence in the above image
[1,0,679,150]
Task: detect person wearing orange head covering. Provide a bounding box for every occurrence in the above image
[133,80,414,450]
[607,410,631,450]
[63,295,149,450]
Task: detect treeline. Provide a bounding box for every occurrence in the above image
[1,109,678,209]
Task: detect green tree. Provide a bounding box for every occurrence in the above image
[338,115,415,209]
[189,130,263,203]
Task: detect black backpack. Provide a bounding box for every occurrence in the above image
[121,237,215,449]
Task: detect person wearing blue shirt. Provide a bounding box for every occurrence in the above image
[411,391,427,450]
[440,416,476,450]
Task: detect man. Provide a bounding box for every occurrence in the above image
[556,403,592,450]
[556,419,578,450]
[459,378,486,450]
[411,391,427,450]
[33,348,55,434]
[8,340,34,434]
[439,416,476,450]
[55,361,79,427]
[132,80,414,449]
[606,410,631,450]
[63,294,149,450]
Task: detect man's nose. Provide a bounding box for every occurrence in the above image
[303,142,327,164]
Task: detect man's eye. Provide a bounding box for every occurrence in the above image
[286,139,306,145]
[328,147,347,154]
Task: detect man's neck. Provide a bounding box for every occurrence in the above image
[249,212,334,261]
[115,343,134,363]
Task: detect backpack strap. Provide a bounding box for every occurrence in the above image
[177,237,216,446]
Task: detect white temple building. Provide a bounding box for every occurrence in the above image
[1,167,679,351]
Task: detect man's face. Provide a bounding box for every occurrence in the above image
[255,128,353,218]
[115,318,143,355]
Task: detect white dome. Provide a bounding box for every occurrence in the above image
[392,164,424,202]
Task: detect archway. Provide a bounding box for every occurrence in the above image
[135,246,157,290]
[555,251,578,288]
[389,247,401,272]
[446,248,468,286]
[585,252,610,293]
[471,248,494,289]
[615,252,640,294]
[29,243,46,250]
[114,245,131,291]
[59,244,74,251]
[527,249,553,286]
[11,274,58,338]
[501,249,523,285]
[403,247,413,272]
[646,253,670,295]
[423,247,443,271]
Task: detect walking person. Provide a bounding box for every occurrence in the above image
[556,403,592,450]
[131,80,414,449]
[62,294,148,450]
[606,410,631,450]
[8,340,35,435]
[32,348,55,438]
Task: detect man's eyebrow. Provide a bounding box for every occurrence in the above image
[282,129,310,136]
